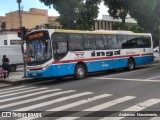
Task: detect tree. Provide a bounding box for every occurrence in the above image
[40,0,82,29]
[103,0,160,36]
[103,0,128,29]
[76,0,101,30]
[39,0,101,30]
[127,0,158,33]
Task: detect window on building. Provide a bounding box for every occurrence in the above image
[10,40,21,45]
[4,40,7,45]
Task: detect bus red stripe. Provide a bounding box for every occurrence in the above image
[52,53,153,64]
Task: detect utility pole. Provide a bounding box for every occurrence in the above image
[17,0,26,77]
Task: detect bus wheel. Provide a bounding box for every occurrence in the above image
[75,64,86,80]
[128,58,135,71]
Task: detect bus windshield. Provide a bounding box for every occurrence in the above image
[26,33,52,63]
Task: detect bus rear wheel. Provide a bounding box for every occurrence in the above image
[74,64,86,80]
[128,58,135,71]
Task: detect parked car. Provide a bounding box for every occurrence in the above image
[153,46,159,52]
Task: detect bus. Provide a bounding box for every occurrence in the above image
[25,29,154,79]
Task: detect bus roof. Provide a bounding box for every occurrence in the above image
[28,29,151,36]
[54,29,151,36]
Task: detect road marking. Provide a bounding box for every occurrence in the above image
[0,89,61,103]
[18,94,112,120]
[91,65,160,79]
[14,92,93,111]
[0,87,48,98]
[96,77,160,82]
[0,87,36,95]
[0,90,75,109]
[0,86,26,92]
[101,99,160,120]
[56,96,135,120]
[47,94,112,111]
[150,117,160,120]
[147,76,160,80]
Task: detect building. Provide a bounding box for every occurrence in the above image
[93,15,137,30]
[1,8,62,30]
[0,31,21,45]
[48,16,62,29]
[6,8,48,30]
[0,8,62,46]
[0,16,6,30]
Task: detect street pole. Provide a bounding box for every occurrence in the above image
[18,0,22,28]
[159,39,160,62]
[17,0,26,77]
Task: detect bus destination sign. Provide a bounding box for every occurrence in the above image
[27,32,44,40]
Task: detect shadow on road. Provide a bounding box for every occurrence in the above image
[29,65,151,87]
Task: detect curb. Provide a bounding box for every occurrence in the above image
[0,84,12,89]
[0,78,34,86]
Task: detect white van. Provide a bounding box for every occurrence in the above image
[0,45,24,71]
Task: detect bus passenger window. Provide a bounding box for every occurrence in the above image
[106,35,117,49]
[51,33,68,60]
[143,37,151,47]
[102,35,109,49]
[118,35,128,49]
[95,35,105,49]
[84,34,96,50]
[69,34,84,51]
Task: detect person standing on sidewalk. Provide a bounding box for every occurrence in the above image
[2,55,10,77]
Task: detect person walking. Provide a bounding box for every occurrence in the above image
[2,55,10,78]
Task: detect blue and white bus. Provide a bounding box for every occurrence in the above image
[25,29,154,79]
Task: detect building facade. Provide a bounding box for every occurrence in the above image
[5,8,48,30]
[0,31,21,45]
[0,16,6,30]
[48,16,62,29]
[93,15,137,30]
[0,8,61,30]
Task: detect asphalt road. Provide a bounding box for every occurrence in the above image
[1,63,160,120]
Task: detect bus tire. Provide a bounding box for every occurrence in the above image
[74,64,86,80]
[128,58,135,71]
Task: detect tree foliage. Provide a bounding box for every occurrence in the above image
[103,0,160,38]
[104,0,128,29]
[39,0,101,30]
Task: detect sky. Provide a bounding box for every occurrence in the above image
[0,0,108,19]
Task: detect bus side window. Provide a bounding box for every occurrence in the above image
[68,34,84,51]
[118,35,128,49]
[95,35,105,50]
[106,35,117,49]
[143,36,151,48]
[102,35,110,49]
[84,34,96,50]
[51,33,68,60]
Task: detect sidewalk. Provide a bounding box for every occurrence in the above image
[0,68,33,88]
